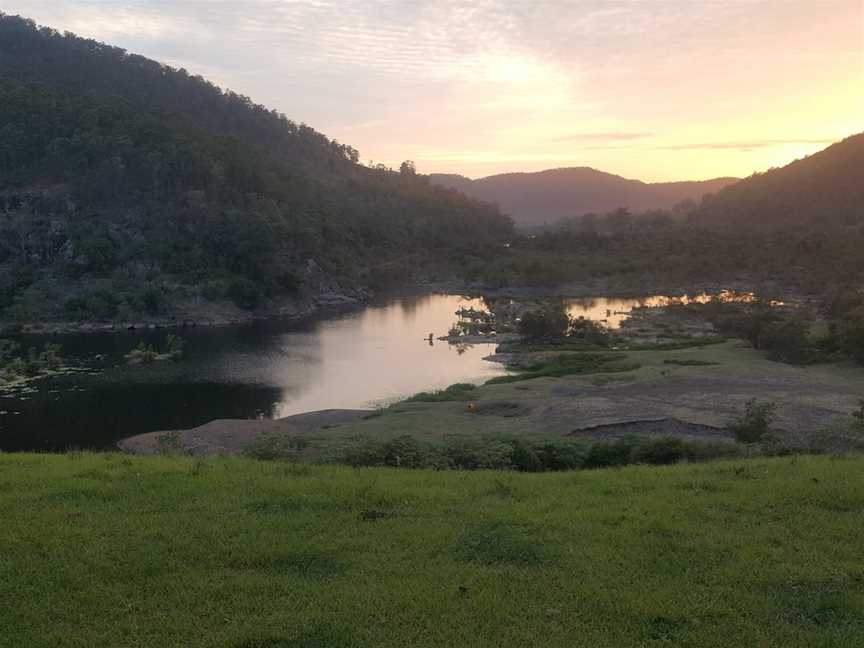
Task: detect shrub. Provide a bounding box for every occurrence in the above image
[125,342,158,364]
[583,439,634,468]
[64,291,119,320]
[634,437,686,465]
[228,278,263,310]
[165,334,185,358]
[518,304,571,340]
[853,399,864,431]
[509,440,542,472]
[569,317,610,345]
[155,431,186,454]
[727,399,776,444]
[759,318,819,364]
[406,383,477,402]
[138,287,164,314]
[319,434,741,472]
[533,441,587,470]
[0,341,63,380]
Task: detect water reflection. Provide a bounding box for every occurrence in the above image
[1,295,502,451]
[1,291,754,451]
[0,382,283,452]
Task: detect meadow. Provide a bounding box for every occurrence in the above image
[1,453,862,647]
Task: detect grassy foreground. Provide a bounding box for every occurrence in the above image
[1,454,863,647]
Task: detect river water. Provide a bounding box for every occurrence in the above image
[0,293,658,451]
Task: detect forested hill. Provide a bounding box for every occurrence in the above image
[692,133,864,227]
[0,14,512,325]
[429,168,738,227]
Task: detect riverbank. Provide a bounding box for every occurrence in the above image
[0,288,371,335]
[118,339,864,458]
[0,274,803,336]
[417,276,801,302]
[2,453,862,647]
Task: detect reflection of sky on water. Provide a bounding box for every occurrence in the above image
[566,290,758,329]
[272,295,497,416]
[1,291,760,451]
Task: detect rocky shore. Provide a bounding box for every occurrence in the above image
[0,287,371,336]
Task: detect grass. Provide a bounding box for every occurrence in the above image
[1,453,863,647]
[485,352,640,384]
[290,340,864,450]
[405,382,478,402]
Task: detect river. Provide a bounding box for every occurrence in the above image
[0,293,659,451]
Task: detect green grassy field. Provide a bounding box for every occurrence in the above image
[1,453,863,647]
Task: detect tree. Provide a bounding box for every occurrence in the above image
[518,304,571,340]
[399,160,416,177]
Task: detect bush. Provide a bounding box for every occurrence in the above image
[583,439,634,468]
[509,440,543,472]
[228,278,263,310]
[569,317,610,345]
[125,342,158,364]
[138,287,164,314]
[165,334,185,358]
[853,399,864,431]
[759,318,819,364]
[0,341,63,381]
[518,304,571,340]
[634,437,686,465]
[727,399,776,444]
[406,383,477,402]
[317,434,741,472]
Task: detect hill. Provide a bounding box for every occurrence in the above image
[0,14,512,325]
[2,453,862,647]
[429,168,738,227]
[693,133,864,227]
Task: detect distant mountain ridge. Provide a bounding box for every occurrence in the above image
[429,168,739,226]
[692,133,864,227]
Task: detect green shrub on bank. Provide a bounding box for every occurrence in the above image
[0,340,62,381]
[406,383,477,402]
[726,399,776,444]
[124,334,185,365]
[319,434,741,472]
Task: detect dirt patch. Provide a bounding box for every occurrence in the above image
[568,417,731,442]
[117,409,371,456]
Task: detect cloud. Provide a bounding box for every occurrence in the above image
[2,0,860,179]
[551,132,653,143]
[657,139,835,151]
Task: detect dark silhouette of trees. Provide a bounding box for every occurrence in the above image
[0,14,513,319]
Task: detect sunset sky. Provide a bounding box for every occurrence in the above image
[5,0,863,181]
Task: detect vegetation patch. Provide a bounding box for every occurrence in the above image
[234,550,348,579]
[124,334,185,365]
[471,401,531,417]
[2,454,864,646]
[405,382,478,402]
[232,626,360,648]
[448,521,551,567]
[486,352,639,384]
[663,358,719,366]
[0,339,64,386]
[243,434,309,461]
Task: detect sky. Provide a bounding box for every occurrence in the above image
[4,0,863,181]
